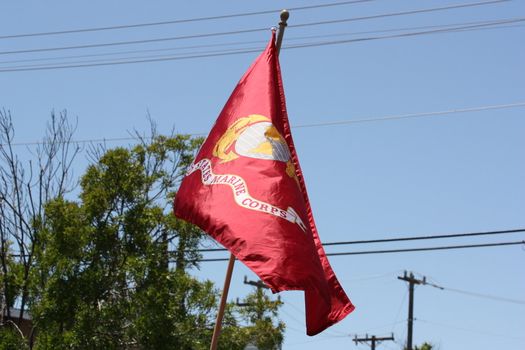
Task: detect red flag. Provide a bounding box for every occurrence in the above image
[174,32,354,335]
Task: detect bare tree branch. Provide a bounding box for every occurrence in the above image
[0,109,79,335]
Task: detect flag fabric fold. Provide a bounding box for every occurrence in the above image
[174,32,354,336]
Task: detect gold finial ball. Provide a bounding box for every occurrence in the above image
[280,9,289,23]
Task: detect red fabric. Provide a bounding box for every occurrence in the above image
[174,33,354,336]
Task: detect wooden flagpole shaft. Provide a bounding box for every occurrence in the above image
[210,254,235,350]
[209,10,289,350]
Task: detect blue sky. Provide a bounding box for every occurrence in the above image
[1,1,524,349]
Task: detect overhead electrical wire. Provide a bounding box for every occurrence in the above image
[424,281,525,305]
[345,320,407,336]
[289,0,509,29]
[10,235,525,261]
[0,0,511,57]
[314,228,525,247]
[0,25,517,72]
[0,0,375,40]
[285,18,524,50]
[0,17,519,67]
[0,27,268,56]
[0,37,264,66]
[417,319,525,339]
[196,241,525,262]
[328,241,524,255]
[2,45,261,70]
[391,289,408,334]
[293,101,525,128]
[0,19,522,73]
[196,228,525,252]
[3,101,524,147]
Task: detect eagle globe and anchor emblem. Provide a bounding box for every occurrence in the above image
[213,114,299,182]
[187,114,307,232]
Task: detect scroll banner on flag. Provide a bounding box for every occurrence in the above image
[174,32,354,336]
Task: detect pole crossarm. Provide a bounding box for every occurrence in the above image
[354,333,395,350]
[244,275,270,290]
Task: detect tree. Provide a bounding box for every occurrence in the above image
[0,112,285,349]
[233,286,285,350]
[0,110,79,346]
[405,342,434,350]
[414,343,434,350]
[0,324,28,350]
[28,123,285,349]
[30,130,208,349]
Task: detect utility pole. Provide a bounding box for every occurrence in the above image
[353,334,394,350]
[397,271,426,350]
[241,276,279,320]
[235,297,250,307]
[243,275,270,290]
[238,277,282,350]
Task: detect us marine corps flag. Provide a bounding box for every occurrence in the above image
[174,32,354,335]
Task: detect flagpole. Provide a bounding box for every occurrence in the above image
[276,9,289,55]
[209,10,289,350]
[209,253,235,350]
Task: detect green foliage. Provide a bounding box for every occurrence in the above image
[233,288,285,350]
[0,325,28,350]
[0,243,24,309]
[30,135,205,349]
[414,343,434,350]
[27,134,284,349]
[405,342,434,350]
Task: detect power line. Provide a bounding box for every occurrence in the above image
[285,18,525,50]
[197,240,525,261]
[3,45,264,70]
[5,21,524,71]
[197,228,525,252]
[4,101,524,147]
[293,101,525,128]
[0,18,504,66]
[19,238,521,259]
[0,0,374,40]
[0,46,258,72]
[391,289,409,335]
[0,28,268,56]
[0,17,519,67]
[0,19,521,73]
[0,0,510,57]
[290,0,509,28]
[319,228,525,247]
[323,241,524,256]
[425,282,525,305]
[339,270,399,283]
[416,319,525,340]
[0,37,266,66]
[347,320,407,336]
